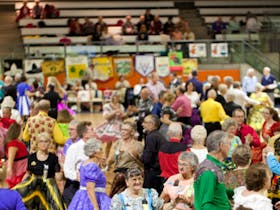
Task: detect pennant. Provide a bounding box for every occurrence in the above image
[41,60,65,76]
[92,57,113,81]
[135,55,154,76]
[155,56,170,77]
[168,51,183,71]
[65,56,88,79]
[113,57,133,77]
[182,58,198,76]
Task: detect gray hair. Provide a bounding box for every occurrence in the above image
[247,68,255,75]
[84,138,102,157]
[223,76,233,84]
[191,125,207,144]
[255,83,263,91]
[222,118,237,131]
[206,130,228,152]
[178,151,199,170]
[38,132,51,142]
[69,119,79,127]
[167,123,182,139]
[225,92,235,102]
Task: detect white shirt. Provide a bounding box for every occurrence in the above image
[233,186,273,210]
[64,139,88,181]
[228,88,259,111]
[190,148,208,163]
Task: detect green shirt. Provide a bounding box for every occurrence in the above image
[194,155,231,210]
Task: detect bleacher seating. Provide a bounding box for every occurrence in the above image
[215,33,260,41]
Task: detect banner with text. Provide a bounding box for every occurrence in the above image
[41,59,65,76]
[155,56,170,77]
[92,57,113,81]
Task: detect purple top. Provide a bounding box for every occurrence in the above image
[80,162,106,188]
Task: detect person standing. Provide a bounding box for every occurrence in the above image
[242,68,258,96]
[194,130,231,210]
[200,89,228,135]
[142,114,166,194]
[63,121,94,206]
[261,66,277,101]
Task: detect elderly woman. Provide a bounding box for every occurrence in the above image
[247,83,273,132]
[261,106,280,143]
[108,121,143,197]
[94,91,126,158]
[68,138,111,210]
[160,151,199,210]
[222,118,242,159]
[225,145,252,192]
[233,163,273,210]
[189,125,208,163]
[13,132,65,210]
[111,167,164,209]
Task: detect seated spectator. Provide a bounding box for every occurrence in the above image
[92,24,102,42]
[101,25,116,45]
[189,125,208,163]
[184,27,195,40]
[95,16,107,34]
[228,16,241,34]
[42,4,59,18]
[137,24,149,41]
[164,16,175,35]
[82,17,94,36]
[211,17,226,38]
[171,27,184,40]
[176,16,189,34]
[32,0,42,19]
[122,15,136,35]
[136,15,147,32]
[68,18,82,36]
[144,9,154,29]
[160,151,198,210]
[150,15,163,35]
[110,167,164,209]
[16,0,31,22]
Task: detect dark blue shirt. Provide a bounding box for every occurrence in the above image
[151,102,162,118]
[261,74,276,86]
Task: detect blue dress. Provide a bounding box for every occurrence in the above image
[68,162,111,210]
[16,82,31,116]
[0,189,26,210]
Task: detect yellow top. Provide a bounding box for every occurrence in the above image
[200,98,228,123]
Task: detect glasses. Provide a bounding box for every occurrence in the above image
[143,120,152,124]
[178,162,191,167]
[69,128,76,131]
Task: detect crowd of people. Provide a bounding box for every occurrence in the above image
[0,64,279,210]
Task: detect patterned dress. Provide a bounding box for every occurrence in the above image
[94,103,124,142]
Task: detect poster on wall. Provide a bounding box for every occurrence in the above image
[155,56,170,77]
[92,57,113,81]
[65,56,88,79]
[135,55,154,76]
[24,59,44,83]
[3,59,23,76]
[113,57,133,77]
[182,58,198,76]
[188,43,207,58]
[211,43,228,57]
[168,51,183,71]
[41,59,65,76]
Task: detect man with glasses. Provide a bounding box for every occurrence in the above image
[142,114,166,194]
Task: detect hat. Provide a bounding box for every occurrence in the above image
[1,96,15,109]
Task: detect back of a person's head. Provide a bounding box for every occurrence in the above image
[232,144,252,167]
[206,130,227,152]
[167,122,182,139]
[37,99,50,112]
[191,125,207,144]
[245,163,270,192]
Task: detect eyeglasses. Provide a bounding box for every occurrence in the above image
[178,162,191,167]
[69,128,76,131]
[143,120,152,124]
[38,140,49,143]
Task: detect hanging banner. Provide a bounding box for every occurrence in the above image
[65,56,88,79]
[24,59,44,83]
[135,55,154,76]
[155,56,170,77]
[182,58,198,76]
[3,59,23,76]
[113,57,133,77]
[41,59,65,76]
[211,43,228,57]
[92,57,113,81]
[189,43,207,58]
[168,51,183,71]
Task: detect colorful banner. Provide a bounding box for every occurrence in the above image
[92,57,113,81]
[182,58,198,76]
[3,59,23,76]
[155,56,170,77]
[168,51,183,71]
[189,43,207,58]
[135,55,154,76]
[113,57,133,77]
[65,56,88,79]
[211,43,228,57]
[41,60,65,76]
[24,59,44,84]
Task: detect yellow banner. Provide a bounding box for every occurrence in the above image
[42,60,65,76]
[182,58,198,76]
[92,57,113,81]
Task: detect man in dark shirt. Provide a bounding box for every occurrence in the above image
[142,114,166,194]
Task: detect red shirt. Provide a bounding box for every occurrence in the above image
[235,123,260,147]
[5,139,28,159]
[0,118,16,129]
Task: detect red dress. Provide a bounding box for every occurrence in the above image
[262,121,280,139]
[5,139,28,188]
